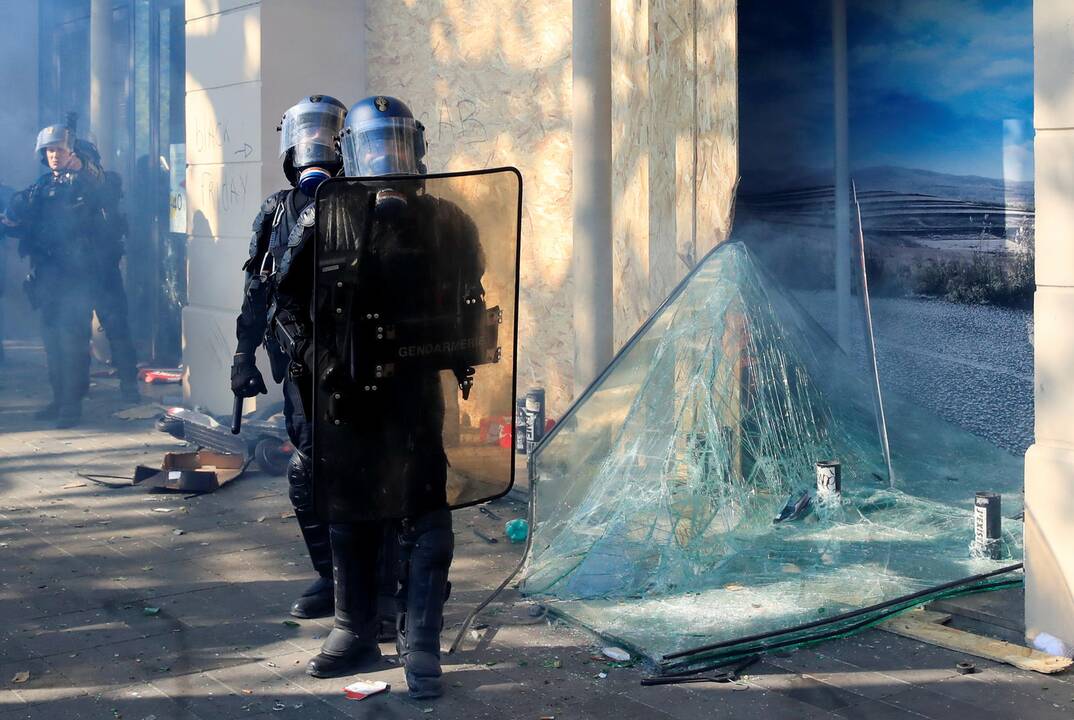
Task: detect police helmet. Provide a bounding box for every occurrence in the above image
[34,125,74,165]
[341,96,426,177]
[279,95,347,168]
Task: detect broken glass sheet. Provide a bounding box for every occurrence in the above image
[521,224,1022,667]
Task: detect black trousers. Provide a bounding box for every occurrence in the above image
[38,274,92,407]
[93,258,137,383]
[284,377,333,578]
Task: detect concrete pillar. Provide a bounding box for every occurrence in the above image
[831,0,850,351]
[1025,0,1074,654]
[572,0,615,395]
[89,0,114,163]
[0,0,38,343]
[182,0,366,415]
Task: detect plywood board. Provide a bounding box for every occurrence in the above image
[366,0,574,416]
[611,0,738,348]
[367,1,738,416]
[879,614,1073,675]
[611,0,651,345]
[694,0,738,256]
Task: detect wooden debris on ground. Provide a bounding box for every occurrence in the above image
[879,608,1072,675]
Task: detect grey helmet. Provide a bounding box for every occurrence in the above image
[35,124,74,164]
[278,94,347,191]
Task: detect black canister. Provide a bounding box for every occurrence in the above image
[524,387,546,453]
[815,460,842,498]
[974,492,1002,559]
[514,398,528,454]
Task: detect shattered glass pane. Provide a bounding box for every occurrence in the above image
[522,219,1022,666]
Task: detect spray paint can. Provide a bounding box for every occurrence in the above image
[524,387,546,453]
[514,398,528,454]
[974,492,1002,559]
[815,460,842,500]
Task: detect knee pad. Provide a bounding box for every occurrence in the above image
[287,450,314,510]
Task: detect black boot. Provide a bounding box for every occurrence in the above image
[120,379,141,404]
[397,510,454,700]
[290,575,334,619]
[55,402,82,429]
[377,524,401,641]
[288,451,335,619]
[307,523,382,678]
[33,401,60,421]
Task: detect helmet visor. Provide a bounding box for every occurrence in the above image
[278,103,347,162]
[35,125,73,156]
[342,117,422,177]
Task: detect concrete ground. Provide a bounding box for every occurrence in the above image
[0,342,1071,719]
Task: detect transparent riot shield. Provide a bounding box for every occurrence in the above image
[312,168,522,522]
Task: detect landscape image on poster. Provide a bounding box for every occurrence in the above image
[737,0,1034,453]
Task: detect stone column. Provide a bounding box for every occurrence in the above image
[182,0,366,414]
[572,0,615,395]
[1025,0,1074,654]
[90,0,114,162]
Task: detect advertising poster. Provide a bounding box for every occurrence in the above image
[738,0,1034,454]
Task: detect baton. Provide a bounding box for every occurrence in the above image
[231,395,243,435]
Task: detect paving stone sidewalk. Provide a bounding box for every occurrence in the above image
[0,343,1070,719]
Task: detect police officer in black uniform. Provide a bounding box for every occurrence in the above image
[72,135,140,403]
[5,124,108,427]
[273,96,481,699]
[229,95,349,619]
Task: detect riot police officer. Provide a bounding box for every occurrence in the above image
[72,135,140,403]
[5,124,108,427]
[273,96,482,699]
[229,95,349,620]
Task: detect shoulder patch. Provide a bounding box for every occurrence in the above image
[261,194,280,215]
[298,205,315,228]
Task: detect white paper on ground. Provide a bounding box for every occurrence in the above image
[343,679,390,700]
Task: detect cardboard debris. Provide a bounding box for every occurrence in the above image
[134,451,245,494]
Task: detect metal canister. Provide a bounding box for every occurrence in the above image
[815,460,842,499]
[514,398,528,454]
[974,492,1002,559]
[524,387,546,453]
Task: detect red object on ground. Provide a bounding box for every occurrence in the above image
[342,679,389,700]
[140,368,183,384]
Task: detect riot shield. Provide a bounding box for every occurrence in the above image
[312,168,522,522]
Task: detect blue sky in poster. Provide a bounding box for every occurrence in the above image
[738,0,1033,187]
[849,0,1033,181]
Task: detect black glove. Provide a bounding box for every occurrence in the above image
[318,350,348,394]
[230,352,268,397]
[454,366,476,400]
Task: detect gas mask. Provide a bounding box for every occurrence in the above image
[298,165,332,195]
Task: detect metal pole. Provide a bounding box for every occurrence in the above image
[832,0,851,351]
[90,0,114,163]
[149,0,162,361]
[571,0,615,395]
